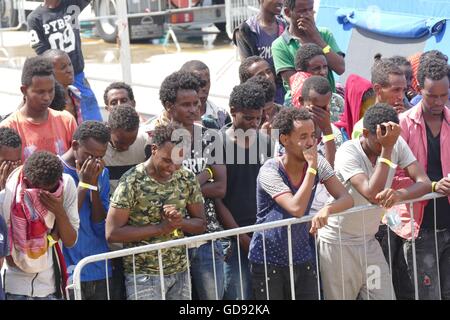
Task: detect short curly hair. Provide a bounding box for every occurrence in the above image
[295,43,324,71]
[419,50,448,64]
[371,58,404,86]
[159,71,201,106]
[108,104,140,131]
[272,107,312,139]
[417,56,448,89]
[103,82,135,105]
[229,82,266,110]
[363,103,399,134]
[152,122,183,147]
[246,75,275,103]
[73,120,111,144]
[180,60,209,73]
[21,56,54,86]
[0,127,22,149]
[301,75,331,100]
[239,56,264,83]
[23,151,63,188]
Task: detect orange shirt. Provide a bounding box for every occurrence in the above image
[1,109,77,162]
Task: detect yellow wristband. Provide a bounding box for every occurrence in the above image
[378,157,397,169]
[205,167,214,180]
[47,234,57,247]
[307,167,317,176]
[322,133,335,143]
[79,181,98,191]
[432,181,437,193]
[322,45,331,54]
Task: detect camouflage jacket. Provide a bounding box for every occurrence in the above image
[110,162,204,275]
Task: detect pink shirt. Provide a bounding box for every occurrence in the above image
[394,103,450,239]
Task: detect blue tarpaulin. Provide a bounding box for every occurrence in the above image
[317,0,450,56]
[316,0,450,82]
[336,8,446,39]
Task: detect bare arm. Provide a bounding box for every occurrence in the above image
[280,69,297,89]
[375,161,431,208]
[90,190,108,223]
[310,175,354,233]
[350,123,401,203]
[105,207,178,243]
[215,198,251,252]
[199,164,227,199]
[181,202,206,234]
[40,191,77,247]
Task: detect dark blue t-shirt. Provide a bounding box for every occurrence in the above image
[60,157,112,282]
[249,156,334,266]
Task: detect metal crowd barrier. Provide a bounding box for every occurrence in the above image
[69,192,447,300]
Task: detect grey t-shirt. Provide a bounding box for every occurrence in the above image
[319,137,416,244]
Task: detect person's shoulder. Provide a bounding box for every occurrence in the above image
[272,34,285,48]
[260,157,279,171]
[318,26,334,37]
[27,5,45,22]
[176,166,197,181]
[337,139,359,155]
[0,110,19,126]
[50,109,76,124]
[62,172,77,191]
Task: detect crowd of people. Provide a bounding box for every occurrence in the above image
[0,0,449,301]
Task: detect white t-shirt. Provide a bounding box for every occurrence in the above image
[0,171,79,297]
[103,128,149,196]
[318,136,416,244]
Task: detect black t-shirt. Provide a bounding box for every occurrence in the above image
[182,124,222,233]
[221,129,275,228]
[422,123,450,229]
[27,0,91,75]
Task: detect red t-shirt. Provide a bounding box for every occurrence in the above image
[1,109,77,161]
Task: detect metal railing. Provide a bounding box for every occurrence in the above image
[69,192,447,300]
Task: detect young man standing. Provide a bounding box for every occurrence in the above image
[1,56,77,162]
[318,103,430,300]
[216,81,274,300]
[399,56,450,299]
[233,0,287,104]
[106,123,206,300]
[105,105,148,194]
[60,121,112,300]
[180,60,231,130]
[27,0,102,122]
[249,108,352,299]
[104,104,149,300]
[1,151,79,300]
[352,58,407,139]
[156,71,227,300]
[43,49,83,123]
[272,0,345,106]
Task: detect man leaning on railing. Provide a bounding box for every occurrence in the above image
[105,123,206,300]
[318,103,431,300]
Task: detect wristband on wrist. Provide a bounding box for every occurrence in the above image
[307,167,317,176]
[47,234,57,247]
[79,181,98,191]
[378,157,397,169]
[432,181,437,193]
[322,45,331,54]
[205,167,214,180]
[322,133,335,143]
